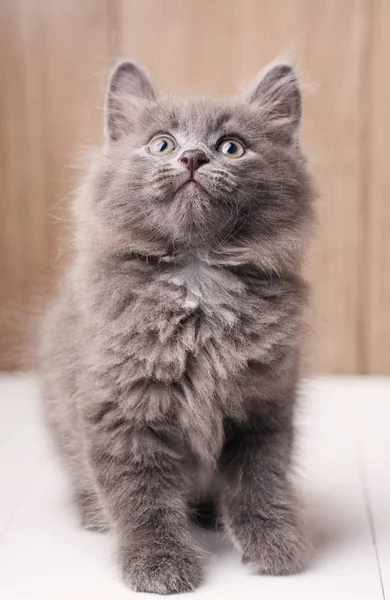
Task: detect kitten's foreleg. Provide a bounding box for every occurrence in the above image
[85,418,204,594]
[220,413,309,575]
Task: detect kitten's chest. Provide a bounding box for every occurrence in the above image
[119,258,250,388]
[162,258,244,326]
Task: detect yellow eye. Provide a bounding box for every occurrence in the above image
[217,139,245,158]
[148,136,176,156]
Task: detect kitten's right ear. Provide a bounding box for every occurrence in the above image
[105,60,156,142]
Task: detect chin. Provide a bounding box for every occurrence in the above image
[175,180,209,199]
[159,183,237,250]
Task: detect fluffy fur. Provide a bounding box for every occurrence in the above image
[40,60,316,594]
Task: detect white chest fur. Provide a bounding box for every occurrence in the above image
[168,259,241,326]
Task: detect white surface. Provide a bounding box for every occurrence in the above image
[0,375,388,599]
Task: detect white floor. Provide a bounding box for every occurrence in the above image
[0,375,388,599]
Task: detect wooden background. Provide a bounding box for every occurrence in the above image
[1,0,389,373]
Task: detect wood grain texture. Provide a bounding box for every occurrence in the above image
[297,0,367,374]
[365,0,390,373]
[0,0,37,370]
[0,0,386,373]
[0,0,113,369]
[118,0,237,94]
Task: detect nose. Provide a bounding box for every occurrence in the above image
[178,150,209,174]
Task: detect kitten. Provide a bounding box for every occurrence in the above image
[40,59,316,594]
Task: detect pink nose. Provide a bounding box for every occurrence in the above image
[179,150,209,174]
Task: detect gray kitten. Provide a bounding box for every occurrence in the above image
[40,59,316,594]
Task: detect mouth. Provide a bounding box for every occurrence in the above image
[177,176,205,193]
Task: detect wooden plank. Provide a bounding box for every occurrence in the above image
[0,0,28,370]
[118,0,236,94]
[0,0,114,369]
[295,378,384,599]
[0,375,44,537]
[356,379,390,596]
[40,0,114,257]
[365,0,390,373]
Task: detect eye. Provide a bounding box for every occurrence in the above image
[147,135,176,156]
[217,139,245,158]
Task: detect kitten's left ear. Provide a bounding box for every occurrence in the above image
[248,62,302,144]
[106,60,157,142]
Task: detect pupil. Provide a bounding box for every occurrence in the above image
[227,142,237,154]
[157,140,168,152]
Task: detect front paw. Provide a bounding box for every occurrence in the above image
[121,543,204,594]
[241,517,310,575]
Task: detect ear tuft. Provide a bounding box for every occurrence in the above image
[249,62,302,144]
[106,60,156,142]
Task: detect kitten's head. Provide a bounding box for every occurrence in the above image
[84,60,315,272]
